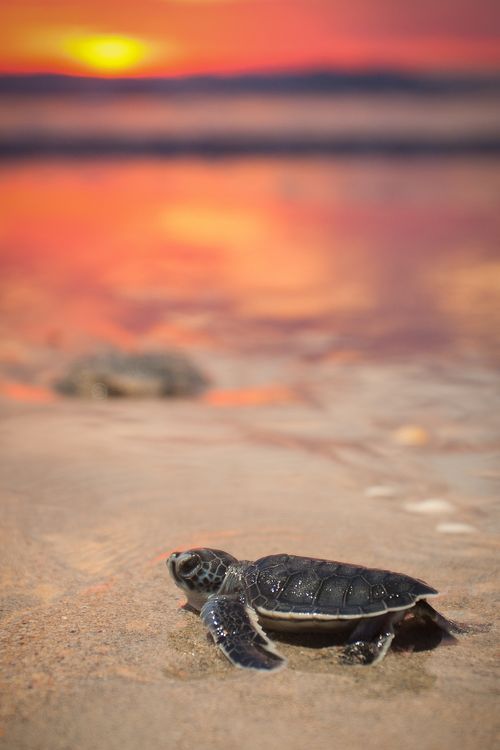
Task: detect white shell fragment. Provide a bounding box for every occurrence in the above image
[436,522,477,534]
[365,485,398,499]
[405,499,455,514]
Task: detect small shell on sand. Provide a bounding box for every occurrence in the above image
[365,485,398,499]
[436,522,477,534]
[392,425,430,446]
[405,499,455,514]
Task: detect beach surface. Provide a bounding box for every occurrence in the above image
[0,353,498,750]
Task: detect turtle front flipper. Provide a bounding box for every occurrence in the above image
[200,595,285,671]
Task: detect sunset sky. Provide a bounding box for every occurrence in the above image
[1,0,500,77]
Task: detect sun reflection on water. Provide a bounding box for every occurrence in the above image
[0,158,499,374]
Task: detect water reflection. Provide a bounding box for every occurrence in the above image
[0,157,499,372]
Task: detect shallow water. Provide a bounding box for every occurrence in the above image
[1,156,499,373]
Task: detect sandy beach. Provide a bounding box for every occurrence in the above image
[1,353,498,749]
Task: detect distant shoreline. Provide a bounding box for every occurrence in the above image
[2,134,500,160]
[1,70,500,97]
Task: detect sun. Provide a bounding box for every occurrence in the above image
[62,34,152,74]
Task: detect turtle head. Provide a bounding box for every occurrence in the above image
[167,548,238,610]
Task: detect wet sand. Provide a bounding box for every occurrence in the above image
[0,355,499,750]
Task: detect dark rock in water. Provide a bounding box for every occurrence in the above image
[54,351,209,399]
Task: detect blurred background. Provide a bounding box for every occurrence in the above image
[0,0,499,400]
[1,7,500,746]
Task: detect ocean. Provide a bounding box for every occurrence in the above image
[1,76,499,376]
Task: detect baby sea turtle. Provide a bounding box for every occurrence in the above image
[167,548,467,671]
[55,350,208,399]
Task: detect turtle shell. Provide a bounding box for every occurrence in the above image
[243,554,438,620]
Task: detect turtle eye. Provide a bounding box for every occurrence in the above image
[178,553,200,577]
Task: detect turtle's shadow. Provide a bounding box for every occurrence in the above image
[270,619,446,653]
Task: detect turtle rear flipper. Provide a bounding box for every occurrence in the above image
[415,600,490,636]
[201,595,286,671]
[340,612,397,666]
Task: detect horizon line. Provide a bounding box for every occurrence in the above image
[1,67,499,97]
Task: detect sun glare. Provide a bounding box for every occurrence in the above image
[62,34,151,74]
